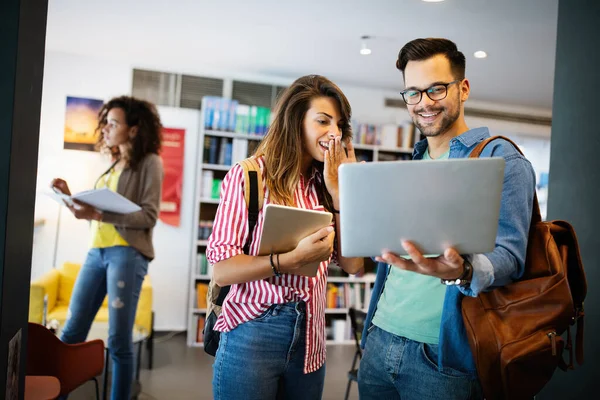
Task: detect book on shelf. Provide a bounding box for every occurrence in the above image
[235,105,250,134]
[196,315,206,343]
[196,283,209,308]
[326,283,365,309]
[232,138,248,165]
[201,170,214,198]
[326,318,351,342]
[203,96,271,136]
[380,123,401,148]
[204,97,238,132]
[197,221,213,240]
[203,136,233,166]
[332,319,349,342]
[350,120,418,150]
[199,171,222,200]
[211,179,223,199]
[197,253,209,275]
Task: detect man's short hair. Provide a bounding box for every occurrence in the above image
[397,38,466,80]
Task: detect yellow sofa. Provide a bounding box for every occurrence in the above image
[29,262,153,336]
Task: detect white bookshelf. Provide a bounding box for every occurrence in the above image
[187,98,265,347]
[199,198,220,205]
[187,96,413,347]
[353,143,413,154]
[202,163,231,171]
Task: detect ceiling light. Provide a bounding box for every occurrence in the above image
[474,50,488,59]
[360,35,372,56]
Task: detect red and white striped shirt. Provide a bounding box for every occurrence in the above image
[206,156,333,374]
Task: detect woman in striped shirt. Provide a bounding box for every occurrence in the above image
[207,75,364,400]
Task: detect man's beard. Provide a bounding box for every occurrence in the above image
[413,106,460,137]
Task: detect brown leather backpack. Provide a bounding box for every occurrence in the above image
[461,136,587,400]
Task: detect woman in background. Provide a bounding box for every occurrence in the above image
[51,96,163,400]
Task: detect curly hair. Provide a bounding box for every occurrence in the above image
[254,75,352,212]
[95,96,163,170]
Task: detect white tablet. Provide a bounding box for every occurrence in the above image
[338,158,505,257]
[257,204,333,277]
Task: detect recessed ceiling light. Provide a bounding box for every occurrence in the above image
[474,50,487,59]
[360,35,372,56]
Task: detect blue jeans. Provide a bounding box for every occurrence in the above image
[60,246,148,400]
[212,302,326,400]
[358,326,483,400]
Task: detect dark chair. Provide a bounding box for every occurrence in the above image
[345,308,367,400]
[26,323,104,399]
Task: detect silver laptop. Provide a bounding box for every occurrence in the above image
[338,158,505,258]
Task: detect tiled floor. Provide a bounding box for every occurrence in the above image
[71,332,359,399]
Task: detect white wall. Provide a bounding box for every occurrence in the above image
[148,106,201,331]
[32,50,553,330]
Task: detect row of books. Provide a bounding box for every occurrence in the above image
[350,121,421,149]
[198,221,214,240]
[204,97,238,132]
[196,253,212,276]
[203,136,233,166]
[202,136,261,168]
[235,105,272,136]
[203,97,272,136]
[326,283,367,310]
[200,171,222,200]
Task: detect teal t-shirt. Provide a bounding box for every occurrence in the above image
[372,146,450,344]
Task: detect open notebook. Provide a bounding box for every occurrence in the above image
[47,188,141,214]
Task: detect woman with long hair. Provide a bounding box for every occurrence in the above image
[207,75,364,399]
[51,96,163,400]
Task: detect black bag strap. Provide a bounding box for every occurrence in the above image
[243,170,260,255]
[215,166,260,306]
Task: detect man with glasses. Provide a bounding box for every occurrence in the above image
[357,38,536,399]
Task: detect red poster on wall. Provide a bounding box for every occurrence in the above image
[159,127,185,226]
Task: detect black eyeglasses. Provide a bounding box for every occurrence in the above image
[400,80,461,105]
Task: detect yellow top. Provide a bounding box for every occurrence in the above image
[90,168,129,248]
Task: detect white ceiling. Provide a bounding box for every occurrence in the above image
[45,0,559,110]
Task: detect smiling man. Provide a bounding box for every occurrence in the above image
[356,38,536,399]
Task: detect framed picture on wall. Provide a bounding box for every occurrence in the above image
[63,96,104,151]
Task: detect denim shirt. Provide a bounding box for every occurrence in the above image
[360,127,536,377]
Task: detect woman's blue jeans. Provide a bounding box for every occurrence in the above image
[212,301,326,400]
[60,246,148,400]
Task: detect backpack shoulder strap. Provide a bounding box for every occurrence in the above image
[238,157,264,255]
[212,157,264,305]
[469,135,525,159]
[469,135,541,223]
